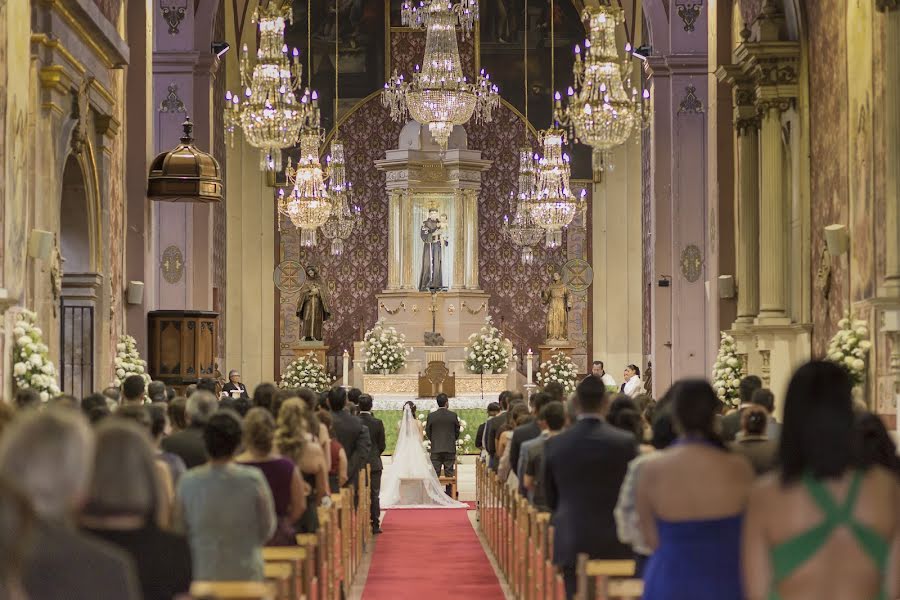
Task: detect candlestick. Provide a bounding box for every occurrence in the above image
[342,349,349,388]
[526,348,533,384]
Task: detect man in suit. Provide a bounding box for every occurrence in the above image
[475,402,500,460]
[161,390,218,468]
[544,376,637,599]
[510,392,553,493]
[750,387,781,440]
[121,375,146,406]
[357,394,386,533]
[485,391,525,470]
[720,375,762,441]
[426,394,460,494]
[328,387,371,487]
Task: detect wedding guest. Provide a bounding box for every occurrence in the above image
[608,396,652,453]
[296,387,332,473]
[276,398,330,534]
[497,404,531,483]
[584,360,617,390]
[162,391,217,468]
[855,411,900,477]
[544,376,637,598]
[750,387,781,439]
[328,387,371,487]
[522,401,566,510]
[195,378,219,397]
[483,392,511,470]
[81,420,192,600]
[81,392,108,416]
[148,403,186,487]
[358,394,386,534]
[121,375,146,406]
[168,396,188,432]
[236,408,306,545]
[636,379,754,600]
[175,410,276,580]
[102,386,121,406]
[720,375,762,441]
[222,370,250,399]
[621,364,646,398]
[729,406,778,475]
[51,394,80,410]
[253,382,278,414]
[88,405,112,424]
[318,411,348,492]
[543,382,565,403]
[0,476,34,599]
[147,380,167,404]
[475,402,501,458]
[185,384,197,397]
[348,388,363,416]
[0,409,141,599]
[166,386,176,402]
[0,402,15,437]
[743,361,900,600]
[14,388,40,411]
[509,392,553,494]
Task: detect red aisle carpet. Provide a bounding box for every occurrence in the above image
[361,508,505,600]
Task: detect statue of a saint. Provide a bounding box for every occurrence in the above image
[418,208,448,291]
[541,272,570,342]
[296,266,331,341]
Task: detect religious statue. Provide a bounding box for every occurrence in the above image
[418,208,448,291]
[50,236,64,318]
[541,272,570,342]
[296,265,331,341]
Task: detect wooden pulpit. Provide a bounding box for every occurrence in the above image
[418,361,455,398]
[148,310,218,387]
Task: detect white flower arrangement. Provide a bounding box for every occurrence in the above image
[711,332,743,408]
[364,320,409,374]
[826,312,871,387]
[110,334,151,389]
[418,411,474,454]
[12,310,60,402]
[280,353,333,392]
[464,317,515,374]
[535,352,578,395]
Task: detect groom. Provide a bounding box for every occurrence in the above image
[426,393,460,494]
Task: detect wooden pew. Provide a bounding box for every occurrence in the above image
[295,534,320,600]
[261,547,307,600]
[263,563,293,600]
[575,555,643,600]
[189,581,276,600]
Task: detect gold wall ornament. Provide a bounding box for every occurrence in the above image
[161,245,184,284]
[160,0,188,34]
[147,117,224,203]
[460,301,486,315]
[159,84,186,113]
[678,85,704,114]
[447,304,456,315]
[273,260,306,295]
[676,3,702,32]
[680,244,703,282]
[379,301,405,315]
[561,258,594,293]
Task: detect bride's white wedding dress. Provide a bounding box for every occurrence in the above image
[379,405,467,509]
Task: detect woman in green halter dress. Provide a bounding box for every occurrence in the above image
[742,361,900,600]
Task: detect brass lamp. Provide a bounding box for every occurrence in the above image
[147,117,223,203]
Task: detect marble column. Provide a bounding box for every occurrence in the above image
[734,93,760,325]
[387,191,402,290]
[879,2,900,295]
[465,191,479,289]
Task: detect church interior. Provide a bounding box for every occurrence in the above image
[0,0,898,598]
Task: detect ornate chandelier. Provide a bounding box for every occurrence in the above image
[529,127,585,249]
[321,141,357,256]
[382,0,499,150]
[556,4,650,172]
[224,2,305,172]
[504,148,544,264]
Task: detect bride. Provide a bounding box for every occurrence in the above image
[380,401,467,508]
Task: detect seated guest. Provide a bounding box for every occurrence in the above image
[0,476,34,598]
[162,391,217,468]
[522,401,566,510]
[318,411,348,492]
[222,370,250,399]
[80,420,192,600]
[475,402,501,459]
[148,403,187,487]
[729,406,778,475]
[168,396,188,432]
[854,411,900,477]
[544,376,637,598]
[147,380,167,404]
[750,387,781,439]
[636,380,754,600]
[277,398,330,534]
[0,410,140,599]
[176,410,276,581]
[720,375,762,441]
[743,361,900,600]
[236,408,307,545]
[121,375,146,406]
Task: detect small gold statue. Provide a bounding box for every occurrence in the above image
[296,265,331,341]
[541,272,570,342]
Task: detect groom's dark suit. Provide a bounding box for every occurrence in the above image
[425,407,460,477]
[331,409,372,487]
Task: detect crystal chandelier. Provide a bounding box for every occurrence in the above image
[382,0,499,150]
[224,2,305,172]
[556,4,650,173]
[504,148,544,264]
[529,128,585,248]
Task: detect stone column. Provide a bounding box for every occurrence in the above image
[465,191,480,289]
[734,88,760,325]
[879,2,900,295]
[400,191,414,289]
[452,191,466,289]
[387,191,402,290]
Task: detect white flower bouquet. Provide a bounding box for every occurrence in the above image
[12,310,60,402]
[364,320,409,374]
[111,334,151,388]
[826,312,871,387]
[711,332,743,407]
[535,352,578,395]
[464,317,515,374]
[280,353,333,392]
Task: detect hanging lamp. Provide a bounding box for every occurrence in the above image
[148,117,223,203]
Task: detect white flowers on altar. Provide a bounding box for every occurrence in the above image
[110,334,151,388]
[280,353,333,392]
[418,411,473,454]
[464,317,515,375]
[364,320,409,374]
[711,332,743,407]
[826,312,871,387]
[12,310,60,401]
[535,352,578,394]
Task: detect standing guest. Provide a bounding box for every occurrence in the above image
[121,375,146,406]
[276,399,330,534]
[168,396,188,432]
[162,391,217,468]
[484,392,512,470]
[236,409,306,545]
[720,375,762,441]
[175,411,276,581]
[347,388,363,416]
[729,407,778,475]
[81,392,108,416]
[0,410,141,599]
[80,421,192,600]
[184,384,197,397]
[497,404,532,483]
[636,380,754,600]
[584,360,617,390]
[296,387,332,473]
[522,401,566,510]
[855,411,900,477]
[510,392,553,494]
[166,386,176,402]
[607,396,652,452]
[543,382,566,403]
[148,403,187,488]
[88,405,112,424]
[195,378,219,397]
[102,386,121,406]
[475,402,501,459]
[743,362,900,600]
[147,380,167,404]
[13,388,41,411]
[328,387,371,487]
[318,411,348,492]
[426,393,461,494]
[253,382,278,413]
[0,402,15,437]
[0,476,35,599]
[750,387,781,439]
[620,365,646,398]
[544,376,637,598]
[222,370,250,399]
[51,394,80,410]
[358,394,386,533]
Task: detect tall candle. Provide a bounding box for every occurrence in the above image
[526,348,533,384]
[342,349,350,388]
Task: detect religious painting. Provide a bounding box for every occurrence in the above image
[413,194,458,291]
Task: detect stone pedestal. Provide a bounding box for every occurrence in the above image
[292,342,328,367]
[538,343,577,366]
[376,289,491,347]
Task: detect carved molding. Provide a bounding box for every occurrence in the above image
[386,170,409,182]
[161,245,185,284]
[676,3,702,32]
[757,97,794,114]
[160,0,188,34]
[680,244,704,282]
[159,83,186,113]
[756,60,799,86]
[70,76,94,154]
[362,375,419,394]
[455,374,509,394]
[735,116,761,136]
[678,85,704,114]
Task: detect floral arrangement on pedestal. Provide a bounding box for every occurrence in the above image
[280,353,333,392]
[535,352,578,395]
[418,411,474,454]
[464,317,515,374]
[111,334,151,388]
[363,320,409,374]
[12,310,60,401]
[826,312,871,388]
[712,332,743,407]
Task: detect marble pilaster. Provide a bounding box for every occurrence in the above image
[879,3,900,296]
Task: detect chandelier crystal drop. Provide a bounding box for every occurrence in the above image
[401,0,480,35]
[320,141,358,256]
[528,128,585,249]
[556,5,650,173]
[224,2,306,172]
[278,124,331,247]
[382,1,499,150]
[504,148,544,264]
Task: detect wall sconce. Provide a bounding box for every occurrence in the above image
[718,275,736,299]
[126,281,145,305]
[27,230,54,260]
[824,224,849,257]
